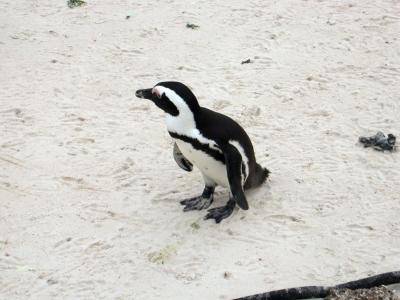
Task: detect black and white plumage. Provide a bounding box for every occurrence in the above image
[135,81,269,223]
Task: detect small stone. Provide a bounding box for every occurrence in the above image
[327,19,336,25]
[47,278,58,285]
[223,272,232,279]
[107,211,116,217]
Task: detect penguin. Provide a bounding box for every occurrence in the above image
[135,81,269,223]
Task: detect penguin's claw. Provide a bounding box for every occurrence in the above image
[180,196,213,211]
[204,200,235,223]
[180,197,195,206]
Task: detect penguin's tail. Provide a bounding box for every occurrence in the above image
[245,163,269,190]
[255,163,270,186]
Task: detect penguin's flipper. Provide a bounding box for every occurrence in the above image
[173,142,193,172]
[220,142,249,210]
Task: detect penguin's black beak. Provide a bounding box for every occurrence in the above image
[135,88,153,100]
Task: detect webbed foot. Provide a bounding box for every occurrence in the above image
[204,199,236,223]
[180,186,215,211]
[180,195,213,211]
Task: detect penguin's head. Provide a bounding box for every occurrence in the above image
[135,81,200,117]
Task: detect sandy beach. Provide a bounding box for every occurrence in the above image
[1,0,400,299]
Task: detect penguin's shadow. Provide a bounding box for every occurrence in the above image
[248,184,273,211]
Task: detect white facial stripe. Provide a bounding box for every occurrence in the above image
[160,86,222,154]
[229,140,249,183]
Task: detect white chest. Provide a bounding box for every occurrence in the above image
[175,139,229,187]
[165,112,230,187]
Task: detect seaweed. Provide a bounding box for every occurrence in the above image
[186,23,200,29]
[67,0,86,8]
[147,245,177,264]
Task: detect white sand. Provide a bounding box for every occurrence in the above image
[1,0,400,299]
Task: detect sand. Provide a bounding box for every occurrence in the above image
[1,0,400,299]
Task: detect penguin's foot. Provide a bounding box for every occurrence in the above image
[180,186,215,211]
[180,195,214,211]
[204,199,236,224]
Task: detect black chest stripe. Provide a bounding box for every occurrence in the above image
[169,131,225,164]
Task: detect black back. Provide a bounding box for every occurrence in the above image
[195,107,257,168]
